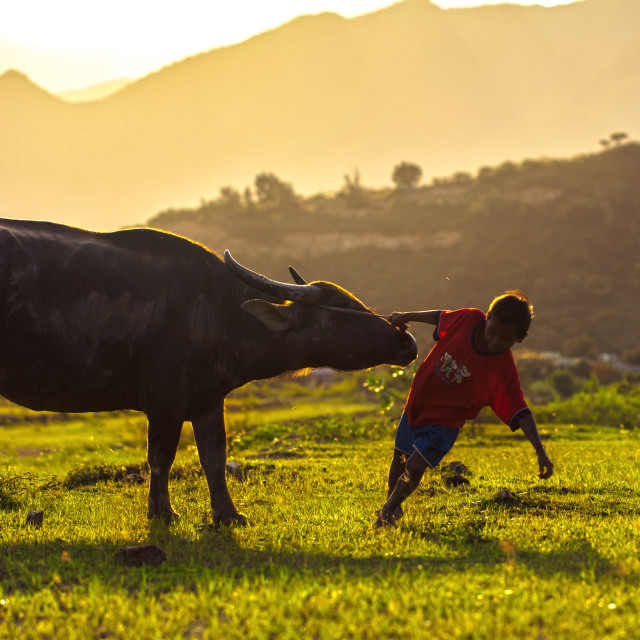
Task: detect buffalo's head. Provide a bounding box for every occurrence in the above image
[224,251,417,371]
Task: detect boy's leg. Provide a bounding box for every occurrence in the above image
[385,412,413,522]
[375,451,428,528]
[385,448,408,521]
[387,448,407,493]
[375,424,459,529]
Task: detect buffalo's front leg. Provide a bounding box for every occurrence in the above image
[193,403,250,527]
[147,413,184,523]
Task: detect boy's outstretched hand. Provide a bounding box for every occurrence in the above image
[387,312,408,326]
[537,448,554,479]
[518,414,554,480]
[387,310,441,328]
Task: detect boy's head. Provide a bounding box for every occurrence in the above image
[486,290,534,341]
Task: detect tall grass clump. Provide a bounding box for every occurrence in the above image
[0,471,37,511]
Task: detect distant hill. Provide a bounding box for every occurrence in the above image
[1,0,639,230]
[146,143,640,356]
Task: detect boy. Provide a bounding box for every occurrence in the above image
[375,290,553,528]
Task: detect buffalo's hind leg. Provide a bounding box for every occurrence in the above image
[193,403,251,527]
[146,413,184,523]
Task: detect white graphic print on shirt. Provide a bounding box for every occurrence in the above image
[435,352,471,385]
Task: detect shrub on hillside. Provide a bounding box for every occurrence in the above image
[534,383,640,428]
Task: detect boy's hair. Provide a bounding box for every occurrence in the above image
[487,290,534,339]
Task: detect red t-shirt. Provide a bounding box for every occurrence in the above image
[404,308,531,430]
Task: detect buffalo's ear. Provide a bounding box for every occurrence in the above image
[241,299,296,331]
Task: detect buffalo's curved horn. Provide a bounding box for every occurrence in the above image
[288,266,308,285]
[224,250,322,302]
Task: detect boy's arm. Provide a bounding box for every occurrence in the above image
[388,310,440,326]
[518,413,554,479]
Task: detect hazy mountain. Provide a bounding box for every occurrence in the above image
[1,0,638,230]
[58,78,131,103]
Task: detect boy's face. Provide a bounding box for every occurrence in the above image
[482,316,524,354]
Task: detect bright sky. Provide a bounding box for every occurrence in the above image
[1,0,577,93]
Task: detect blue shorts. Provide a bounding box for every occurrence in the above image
[394,412,459,468]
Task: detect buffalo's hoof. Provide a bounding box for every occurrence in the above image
[147,508,180,525]
[374,509,398,529]
[212,512,253,529]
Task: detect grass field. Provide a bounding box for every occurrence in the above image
[1,385,640,639]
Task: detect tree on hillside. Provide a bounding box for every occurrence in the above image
[341,169,369,208]
[476,166,494,182]
[562,334,598,359]
[609,131,629,146]
[550,369,578,398]
[621,348,640,366]
[243,186,255,213]
[452,171,473,183]
[254,172,298,211]
[217,186,243,215]
[392,161,422,189]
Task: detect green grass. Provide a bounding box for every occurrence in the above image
[2,398,640,638]
[0,414,147,477]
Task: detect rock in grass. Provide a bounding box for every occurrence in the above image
[122,472,145,485]
[225,460,278,480]
[26,510,44,527]
[443,474,470,488]
[226,460,243,476]
[114,544,166,567]
[447,461,471,476]
[494,488,517,503]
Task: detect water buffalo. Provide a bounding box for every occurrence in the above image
[0,218,417,525]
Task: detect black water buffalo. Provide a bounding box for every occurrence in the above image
[0,218,417,525]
